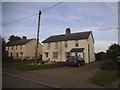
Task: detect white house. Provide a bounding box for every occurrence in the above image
[5,38,42,60]
[42,28,95,63]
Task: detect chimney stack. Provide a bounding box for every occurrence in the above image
[66,28,71,35]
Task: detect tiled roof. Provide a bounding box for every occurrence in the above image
[6,38,35,46]
[42,31,92,43]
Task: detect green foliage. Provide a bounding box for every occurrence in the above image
[8,35,22,42]
[101,59,118,70]
[88,69,118,86]
[106,43,120,60]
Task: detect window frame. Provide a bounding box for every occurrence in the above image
[47,43,50,49]
[53,52,58,59]
[64,41,68,47]
[75,40,79,47]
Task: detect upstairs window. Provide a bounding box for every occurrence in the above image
[16,45,18,50]
[48,43,50,49]
[64,41,68,47]
[11,46,13,50]
[20,45,22,50]
[55,42,58,49]
[75,40,79,47]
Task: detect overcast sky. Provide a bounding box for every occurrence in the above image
[2,1,118,53]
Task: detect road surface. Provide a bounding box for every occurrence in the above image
[2,74,50,88]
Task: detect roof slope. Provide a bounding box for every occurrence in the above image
[6,38,35,46]
[42,31,92,43]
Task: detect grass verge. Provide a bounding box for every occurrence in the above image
[88,69,119,86]
[3,61,59,71]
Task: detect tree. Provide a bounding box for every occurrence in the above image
[8,35,21,42]
[22,36,27,40]
[106,43,120,60]
[2,38,6,53]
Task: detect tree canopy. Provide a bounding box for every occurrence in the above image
[8,35,27,43]
[106,43,120,60]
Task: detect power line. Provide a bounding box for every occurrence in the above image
[3,2,64,26]
[42,2,64,13]
[3,13,38,25]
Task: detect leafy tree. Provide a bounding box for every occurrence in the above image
[8,35,21,42]
[2,38,6,53]
[22,36,27,40]
[106,43,120,60]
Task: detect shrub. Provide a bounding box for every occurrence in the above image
[101,59,118,70]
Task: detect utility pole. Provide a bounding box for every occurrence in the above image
[34,10,42,66]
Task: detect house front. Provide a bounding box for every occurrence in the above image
[42,28,95,63]
[5,38,42,60]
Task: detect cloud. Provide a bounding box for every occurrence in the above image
[95,40,117,53]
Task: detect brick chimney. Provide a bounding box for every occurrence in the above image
[66,28,71,35]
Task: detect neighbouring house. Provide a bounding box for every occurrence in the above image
[5,38,42,60]
[42,28,95,63]
[95,51,106,61]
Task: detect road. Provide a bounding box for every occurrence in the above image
[2,74,50,88]
[3,61,103,88]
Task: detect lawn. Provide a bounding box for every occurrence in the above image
[2,61,59,71]
[88,69,119,86]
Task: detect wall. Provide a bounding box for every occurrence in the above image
[88,33,95,62]
[25,39,42,59]
[6,45,26,59]
[42,39,91,63]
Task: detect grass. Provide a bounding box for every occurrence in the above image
[88,69,119,86]
[3,61,59,71]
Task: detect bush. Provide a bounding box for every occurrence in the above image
[101,59,118,70]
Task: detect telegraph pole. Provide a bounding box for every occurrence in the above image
[34,10,42,66]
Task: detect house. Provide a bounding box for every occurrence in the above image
[42,28,95,63]
[95,51,106,61]
[5,38,42,60]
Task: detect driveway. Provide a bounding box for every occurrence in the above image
[3,61,103,88]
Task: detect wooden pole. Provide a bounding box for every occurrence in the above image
[34,10,42,66]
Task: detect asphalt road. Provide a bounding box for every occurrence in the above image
[2,61,104,88]
[2,74,50,88]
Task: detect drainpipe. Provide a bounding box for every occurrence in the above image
[60,41,62,62]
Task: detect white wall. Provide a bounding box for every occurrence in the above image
[5,39,42,60]
[42,39,91,63]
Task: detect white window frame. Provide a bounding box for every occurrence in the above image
[53,52,58,59]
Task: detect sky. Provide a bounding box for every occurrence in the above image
[2,1,118,53]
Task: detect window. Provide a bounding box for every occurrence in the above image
[20,45,22,50]
[75,40,79,47]
[48,43,50,49]
[55,42,58,49]
[75,53,78,56]
[65,52,70,58]
[8,46,9,50]
[64,41,68,47]
[16,46,18,50]
[16,53,19,57]
[20,52,23,57]
[45,52,49,58]
[10,53,12,57]
[53,52,58,59]
[12,46,13,50]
